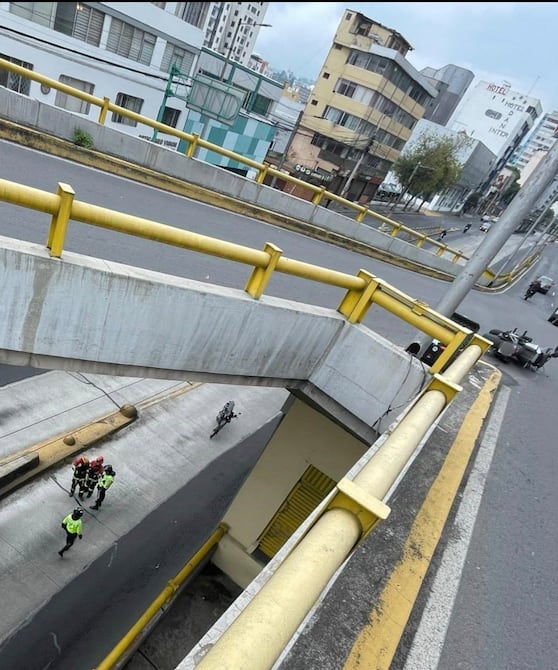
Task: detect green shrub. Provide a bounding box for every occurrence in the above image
[72,127,94,149]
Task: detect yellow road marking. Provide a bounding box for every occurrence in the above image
[343,366,501,669]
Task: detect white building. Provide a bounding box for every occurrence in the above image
[0,2,281,168]
[448,80,542,164]
[0,2,207,140]
[510,109,558,175]
[204,2,270,66]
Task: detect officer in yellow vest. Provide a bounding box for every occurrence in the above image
[58,508,84,557]
[90,465,115,510]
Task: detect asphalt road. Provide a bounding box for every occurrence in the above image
[1,141,558,669]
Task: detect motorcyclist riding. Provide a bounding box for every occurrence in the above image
[524,279,541,300]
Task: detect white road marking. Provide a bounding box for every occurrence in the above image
[402,385,511,670]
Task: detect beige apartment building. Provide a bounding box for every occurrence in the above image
[284,9,437,202]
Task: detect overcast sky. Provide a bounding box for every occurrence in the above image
[254,2,558,115]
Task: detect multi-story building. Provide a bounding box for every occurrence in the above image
[420,64,474,126]
[509,109,558,176]
[448,80,542,167]
[0,2,206,138]
[0,2,280,171]
[283,9,438,201]
[204,2,270,67]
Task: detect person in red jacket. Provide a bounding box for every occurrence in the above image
[82,456,105,500]
[69,456,89,498]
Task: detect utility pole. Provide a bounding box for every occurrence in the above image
[270,110,303,189]
[412,136,558,354]
[339,136,375,200]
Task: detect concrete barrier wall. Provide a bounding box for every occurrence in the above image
[0,88,479,283]
[0,235,425,436]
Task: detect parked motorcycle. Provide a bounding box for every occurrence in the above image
[482,327,558,370]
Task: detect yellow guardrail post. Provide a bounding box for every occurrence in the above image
[427,328,469,374]
[311,186,327,206]
[355,205,369,223]
[47,183,75,257]
[98,97,110,125]
[186,133,199,158]
[255,163,270,184]
[337,269,380,323]
[244,243,283,298]
[94,523,229,670]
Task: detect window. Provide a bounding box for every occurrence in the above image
[151,2,166,7]
[107,18,156,65]
[176,2,209,28]
[0,53,32,95]
[250,94,271,116]
[335,78,356,98]
[160,43,195,75]
[72,4,104,45]
[112,93,144,126]
[10,2,55,27]
[310,99,318,106]
[323,72,330,79]
[10,2,103,45]
[55,75,94,114]
[161,106,180,128]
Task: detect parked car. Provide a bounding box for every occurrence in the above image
[480,221,492,232]
[535,275,554,294]
[548,307,558,326]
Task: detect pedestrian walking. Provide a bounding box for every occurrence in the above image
[69,455,89,498]
[90,465,115,510]
[58,507,84,557]
[437,228,447,241]
[83,456,105,499]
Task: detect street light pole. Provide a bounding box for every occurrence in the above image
[220,19,272,81]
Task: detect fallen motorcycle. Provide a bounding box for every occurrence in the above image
[482,327,558,371]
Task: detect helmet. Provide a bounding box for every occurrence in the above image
[74,456,89,466]
[96,456,104,464]
[73,507,84,518]
[105,465,115,475]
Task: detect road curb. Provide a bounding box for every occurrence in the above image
[0,404,138,499]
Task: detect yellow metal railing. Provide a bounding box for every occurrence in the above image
[0,57,471,263]
[0,176,492,374]
[190,345,485,670]
[94,523,229,670]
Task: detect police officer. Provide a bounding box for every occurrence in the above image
[58,507,84,557]
[69,456,89,498]
[90,465,115,510]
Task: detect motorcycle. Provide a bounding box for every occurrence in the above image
[482,327,558,370]
[524,281,541,300]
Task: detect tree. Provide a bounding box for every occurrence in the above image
[462,191,482,213]
[392,133,463,209]
[500,166,521,206]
